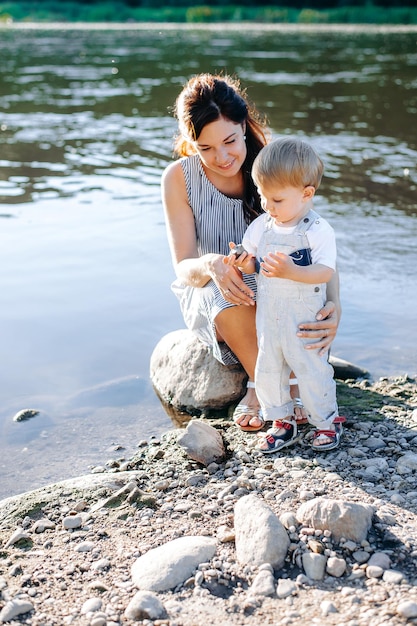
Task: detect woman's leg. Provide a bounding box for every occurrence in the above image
[215,305,306,429]
[215,305,262,428]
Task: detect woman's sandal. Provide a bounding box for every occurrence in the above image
[293,398,309,425]
[257,419,300,454]
[233,381,264,432]
[311,416,346,452]
[289,377,308,425]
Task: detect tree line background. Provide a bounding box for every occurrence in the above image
[1,0,417,23]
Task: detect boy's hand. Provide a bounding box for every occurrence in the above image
[261,252,294,278]
[224,242,254,274]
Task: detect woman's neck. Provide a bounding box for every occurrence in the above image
[201,161,244,199]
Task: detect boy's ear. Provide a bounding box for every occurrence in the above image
[303,185,316,200]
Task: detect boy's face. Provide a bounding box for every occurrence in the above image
[257,182,314,226]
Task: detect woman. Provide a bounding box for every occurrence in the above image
[161,73,340,432]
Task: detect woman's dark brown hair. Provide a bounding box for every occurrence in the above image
[173,73,269,223]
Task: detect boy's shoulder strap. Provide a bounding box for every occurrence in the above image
[296,209,321,235]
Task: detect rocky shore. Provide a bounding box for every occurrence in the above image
[1,374,417,625]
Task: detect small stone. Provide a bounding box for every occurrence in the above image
[0,599,34,622]
[250,570,275,597]
[217,525,235,543]
[12,409,39,422]
[352,550,370,564]
[4,527,31,548]
[321,600,338,616]
[397,600,417,618]
[276,579,297,599]
[326,556,346,578]
[366,565,384,578]
[62,515,83,530]
[74,541,95,553]
[302,553,327,580]
[32,518,55,533]
[124,590,166,620]
[383,570,406,584]
[81,598,102,614]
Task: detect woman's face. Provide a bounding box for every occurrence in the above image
[193,116,247,178]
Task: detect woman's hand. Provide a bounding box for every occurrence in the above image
[297,300,339,356]
[212,254,255,306]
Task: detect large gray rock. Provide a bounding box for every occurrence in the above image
[150,329,369,414]
[296,498,375,543]
[234,495,290,569]
[131,536,217,592]
[150,329,246,412]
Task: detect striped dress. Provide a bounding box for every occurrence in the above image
[171,154,258,365]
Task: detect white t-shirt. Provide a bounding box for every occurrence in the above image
[242,212,337,271]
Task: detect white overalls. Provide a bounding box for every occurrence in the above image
[254,209,338,429]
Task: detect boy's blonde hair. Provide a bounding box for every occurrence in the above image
[252,136,324,190]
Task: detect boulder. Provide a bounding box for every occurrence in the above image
[150,329,246,412]
[150,329,369,413]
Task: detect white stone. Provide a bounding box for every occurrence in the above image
[63,515,83,529]
[302,553,327,581]
[321,600,338,615]
[276,579,296,599]
[366,565,384,578]
[234,495,290,569]
[124,590,166,621]
[296,498,374,542]
[4,527,30,548]
[131,536,216,592]
[0,599,34,622]
[396,452,417,475]
[326,556,346,577]
[81,598,102,614]
[397,600,417,618]
[382,569,406,584]
[177,420,225,466]
[249,570,276,597]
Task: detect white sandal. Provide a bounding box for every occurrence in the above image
[289,377,308,425]
[233,381,264,432]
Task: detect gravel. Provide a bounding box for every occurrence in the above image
[1,375,417,626]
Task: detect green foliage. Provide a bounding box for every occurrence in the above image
[298,7,329,21]
[1,2,417,24]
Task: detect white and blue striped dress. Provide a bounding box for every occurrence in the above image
[171,154,258,365]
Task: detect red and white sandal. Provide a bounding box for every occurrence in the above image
[311,416,346,452]
[258,419,300,454]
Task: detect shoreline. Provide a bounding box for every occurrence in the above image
[1,22,417,32]
[1,374,417,624]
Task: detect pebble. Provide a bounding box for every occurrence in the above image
[12,408,39,422]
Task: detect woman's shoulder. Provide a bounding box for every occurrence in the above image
[162,158,187,188]
[162,155,199,181]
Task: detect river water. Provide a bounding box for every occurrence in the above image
[0,24,416,499]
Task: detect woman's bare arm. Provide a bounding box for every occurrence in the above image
[161,161,254,304]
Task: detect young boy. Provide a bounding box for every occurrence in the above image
[227,137,343,453]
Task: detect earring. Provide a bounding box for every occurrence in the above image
[243,135,246,140]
